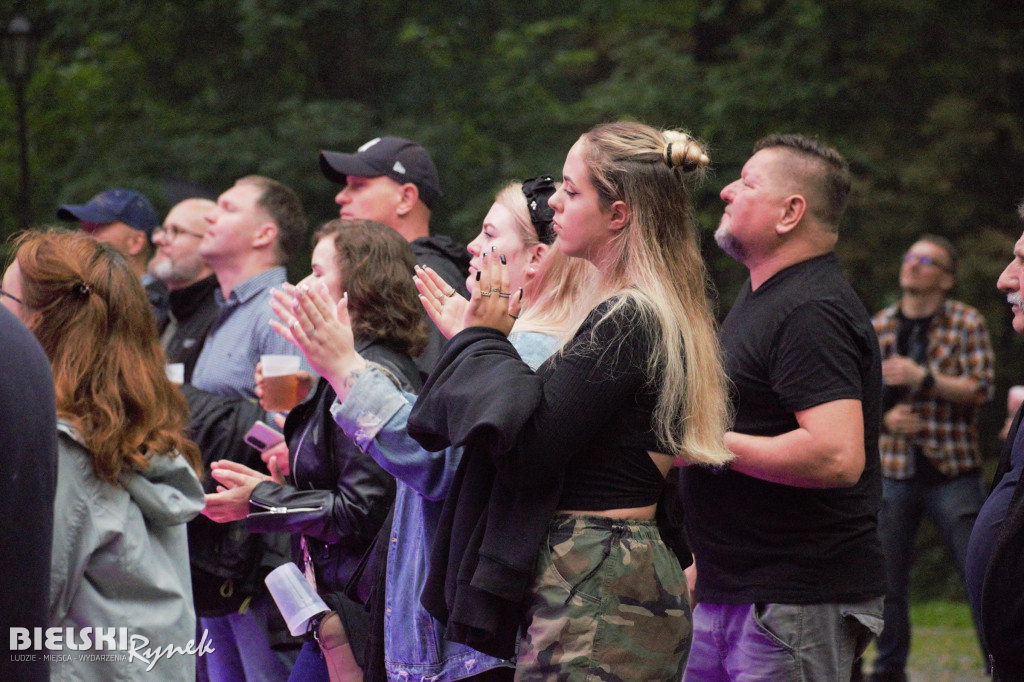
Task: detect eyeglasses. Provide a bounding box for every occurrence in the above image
[902,253,952,272]
[0,288,22,305]
[153,224,204,241]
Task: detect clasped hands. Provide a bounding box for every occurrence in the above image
[884,403,924,435]
[881,355,928,389]
[881,356,931,436]
[202,460,280,523]
[268,280,365,392]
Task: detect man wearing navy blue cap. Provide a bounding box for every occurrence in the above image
[319,136,469,374]
[57,188,159,278]
[57,188,170,330]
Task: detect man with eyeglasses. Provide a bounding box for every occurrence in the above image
[866,234,993,681]
[148,198,219,383]
[56,188,170,332]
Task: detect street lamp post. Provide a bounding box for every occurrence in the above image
[2,11,36,232]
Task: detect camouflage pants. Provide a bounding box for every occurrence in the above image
[515,514,691,681]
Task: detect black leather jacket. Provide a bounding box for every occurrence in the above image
[246,339,421,595]
[183,383,283,616]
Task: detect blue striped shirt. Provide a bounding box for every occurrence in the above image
[191,267,309,399]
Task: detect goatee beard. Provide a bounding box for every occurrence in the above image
[714,225,746,262]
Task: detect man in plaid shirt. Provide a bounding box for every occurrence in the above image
[867,234,993,682]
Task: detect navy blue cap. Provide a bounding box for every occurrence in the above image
[56,189,160,239]
[319,136,443,210]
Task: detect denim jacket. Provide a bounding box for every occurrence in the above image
[330,332,557,681]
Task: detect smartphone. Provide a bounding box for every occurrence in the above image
[243,420,285,452]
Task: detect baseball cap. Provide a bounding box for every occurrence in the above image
[56,189,160,239]
[319,136,443,210]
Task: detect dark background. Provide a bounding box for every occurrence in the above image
[2,0,1023,598]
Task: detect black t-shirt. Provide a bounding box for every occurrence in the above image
[881,311,932,413]
[680,253,887,604]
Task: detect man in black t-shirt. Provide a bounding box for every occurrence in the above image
[680,134,887,681]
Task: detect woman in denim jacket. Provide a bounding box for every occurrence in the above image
[202,219,428,682]
[276,179,593,682]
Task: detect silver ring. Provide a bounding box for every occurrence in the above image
[490,287,501,292]
[480,291,492,297]
[444,288,456,297]
[498,292,511,299]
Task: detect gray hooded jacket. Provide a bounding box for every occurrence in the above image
[49,420,204,681]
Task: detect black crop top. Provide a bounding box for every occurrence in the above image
[512,297,669,510]
[407,296,682,659]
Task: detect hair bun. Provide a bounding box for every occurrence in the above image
[663,132,709,173]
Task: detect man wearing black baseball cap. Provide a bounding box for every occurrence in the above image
[319,136,470,374]
[57,188,169,331]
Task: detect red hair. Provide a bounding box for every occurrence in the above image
[12,229,200,484]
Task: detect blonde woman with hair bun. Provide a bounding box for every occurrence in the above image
[279,178,588,682]
[407,121,731,680]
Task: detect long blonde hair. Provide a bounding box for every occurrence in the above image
[516,240,596,344]
[580,121,732,466]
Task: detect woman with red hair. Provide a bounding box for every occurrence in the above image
[2,229,204,681]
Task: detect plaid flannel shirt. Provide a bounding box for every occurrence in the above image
[873,298,994,479]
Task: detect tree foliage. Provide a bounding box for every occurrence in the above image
[2,0,1023,432]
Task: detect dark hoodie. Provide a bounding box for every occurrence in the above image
[410,234,471,376]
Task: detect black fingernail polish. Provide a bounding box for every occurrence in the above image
[476,271,481,281]
[491,246,495,252]
[500,254,506,265]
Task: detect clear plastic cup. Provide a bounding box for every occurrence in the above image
[261,354,302,411]
[264,563,329,637]
[165,363,185,385]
